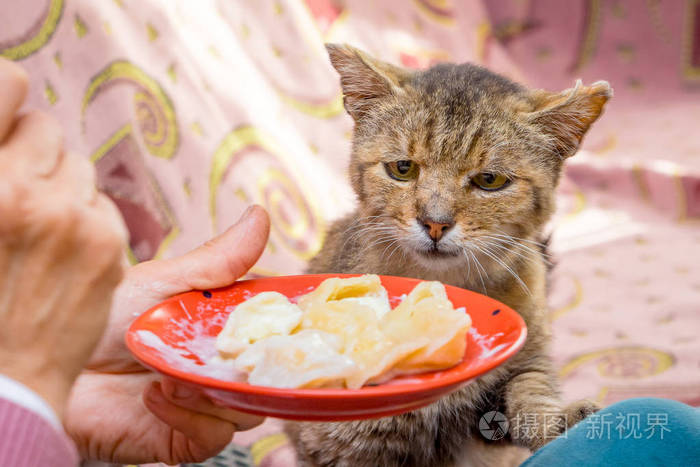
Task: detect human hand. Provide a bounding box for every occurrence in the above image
[0,58,128,420]
[64,206,270,464]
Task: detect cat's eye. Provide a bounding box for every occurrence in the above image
[472,173,510,191]
[385,160,419,181]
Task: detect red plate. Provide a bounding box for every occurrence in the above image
[126,274,526,421]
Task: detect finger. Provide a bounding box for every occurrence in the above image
[130,205,270,295]
[1,111,63,175]
[87,206,268,371]
[92,192,129,245]
[143,382,236,454]
[80,193,129,286]
[161,379,264,431]
[0,58,29,143]
[52,151,98,201]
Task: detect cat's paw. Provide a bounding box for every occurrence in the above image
[563,399,600,428]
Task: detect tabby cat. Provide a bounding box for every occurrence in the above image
[285,44,611,467]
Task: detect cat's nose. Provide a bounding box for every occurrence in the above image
[418,217,455,242]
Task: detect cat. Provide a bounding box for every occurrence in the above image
[285,43,612,467]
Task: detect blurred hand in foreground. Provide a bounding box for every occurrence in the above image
[65,205,270,464]
[0,57,128,421]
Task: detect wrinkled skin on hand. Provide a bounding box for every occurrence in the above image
[65,205,270,464]
[0,57,269,465]
[0,57,128,421]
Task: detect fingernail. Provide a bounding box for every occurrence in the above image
[172,385,193,400]
[240,205,255,221]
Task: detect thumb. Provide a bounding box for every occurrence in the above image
[88,206,269,371]
[132,205,270,295]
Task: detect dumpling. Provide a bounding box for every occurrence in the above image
[234,330,357,388]
[301,299,427,388]
[297,274,391,319]
[214,277,471,390]
[215,291,302,358]
[381,281,471,372]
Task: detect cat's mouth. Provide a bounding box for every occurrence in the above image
[416,244,460,259]
[410,243,464,270]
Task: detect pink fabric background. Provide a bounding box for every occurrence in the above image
[2,0,699,465]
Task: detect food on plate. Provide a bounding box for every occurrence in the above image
[297,274,391,319]
[382,281,471,372]
[235,329,357,388]
[300,298,428,388]
[216,275,471,389]
[215,291,302,358]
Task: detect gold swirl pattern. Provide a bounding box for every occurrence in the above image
[0,0,64,60]
[412,0,456,27]
[83,63,180,262]
[277,90,344,119]
[323,9,349,41]
[82,61,179,159]
[567,189,587,219]
[570,0,602,72]
[89,123,180,263]
[90,123,131,163]
[398,47,451,69]
[672,170,689,222]
[209,126,324,260]
[301,0,348,40]
[549,276,583,321]
[682,0,700,80]
[250,433,289,465]
[560,347,675,379]
[475,21,491,62]
[228,0,344,120]
[646,0,672,44]
[631,164,652,203]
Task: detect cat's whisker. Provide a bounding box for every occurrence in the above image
[464,247,472,279]
[480,235,552,265]
[480,238,538,266]
[467,229,549,261]
[379,235,401,258]
[458,245,474,289]
[365,232,398,247]
[473,240,531,295]
[462,247,487,293]
[385,239,405,264]
[491,242,548,269]
[339,215,393,237]
[338,216,384,235]
[361,238,397,254]
[343,226,395,251]
[488,235,546,253]
[472,251,488,294]
[340,223,397,251]
[486,232,551,259]
[340,223,380,243]
[490,230,549,248]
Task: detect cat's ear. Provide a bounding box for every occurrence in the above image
[526,80,612,158]
[326,43,410,121]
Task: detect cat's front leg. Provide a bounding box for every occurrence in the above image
[503,361,598,451]
[503,366,565,451]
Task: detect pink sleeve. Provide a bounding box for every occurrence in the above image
[0,398,79,467]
